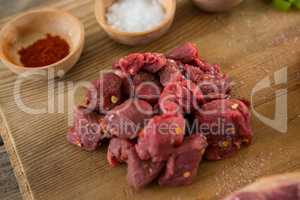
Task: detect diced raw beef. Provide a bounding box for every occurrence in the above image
[113,53,166,76]
[196,99,253,160]
[166,42,199,64]
[107,138,134,167]
[159,59,183,86]
[101,99,153,139]
[135,114,186,162]
[112,53,144,76]
[143,53,167,73]
[67,106,106,151]
[67,42,254,189]
[159,76,204,115]
[86,72,123,113]
[122,71,162,104]
[127,148,165,190]
[194,60,222,76]
[184,64,231,100]
[159,134,208,186]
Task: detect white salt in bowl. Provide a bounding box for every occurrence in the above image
[95,0,176,45]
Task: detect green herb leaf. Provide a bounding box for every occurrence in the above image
[292,0,300,9]
[273,0,292,11]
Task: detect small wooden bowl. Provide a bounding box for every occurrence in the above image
[192,0,243,12]
[95,0,176,46]
[0,9,85,79]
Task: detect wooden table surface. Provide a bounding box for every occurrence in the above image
[0,137,22,200]
[0,1,57,199]
[1,1,300,200]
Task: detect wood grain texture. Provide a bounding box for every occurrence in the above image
[0,0,57,18]
[0,146,22,200]
[0,0,300,200]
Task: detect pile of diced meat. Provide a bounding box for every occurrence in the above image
[67,43,253,189]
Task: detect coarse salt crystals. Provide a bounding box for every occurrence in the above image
[106,0,166,33]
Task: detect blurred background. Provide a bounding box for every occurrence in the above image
[0,0,58,18]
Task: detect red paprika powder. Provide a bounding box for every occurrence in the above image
[18,34,70,68]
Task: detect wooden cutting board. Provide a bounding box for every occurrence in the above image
[1,0,300,199]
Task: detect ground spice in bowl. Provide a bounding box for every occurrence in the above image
[18,34,70,68]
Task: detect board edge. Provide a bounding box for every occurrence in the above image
[0,107,35,200]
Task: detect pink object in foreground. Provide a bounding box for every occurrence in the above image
[223,173,300,200]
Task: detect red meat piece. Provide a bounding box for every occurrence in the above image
[223,174,300,200]
[113,53,167,76]
[67,106,106,151]
[86,72,123,113]
[143,53,167,73]
[101,99,153,139]
[159,134,208,186]
[167,43,222,74]
[184,64,231,100]
[135,114,186,162]
[159,59,183,86]
[193,59,222,75]
[107,138,134,167]
[196,99,253,160]
[159,77,204,115]
[127,148,165,190]
[166,42,199,64]
[122,71,162,104]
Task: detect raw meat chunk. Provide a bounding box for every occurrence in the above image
[196,99,252,160]
[223,173,300,200]
[67,106,106,151]
[159,59,183,86]
[135,114,186,162]
[101,99,153,139]
[113,53,167,76]
[159,134,208,186]
[194,59,222,75]
[127,148,165,190]
[86,72,123,113]
[166,42,199,64]
[113,53,144,76]
[166,42,222,74]
[166,42,231,100]
[122,71,162,104]
[143,53,167,73]
[107,138,134,167]
[135,80,162,104]
[184,64,231,100]
[159,76,204,115]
